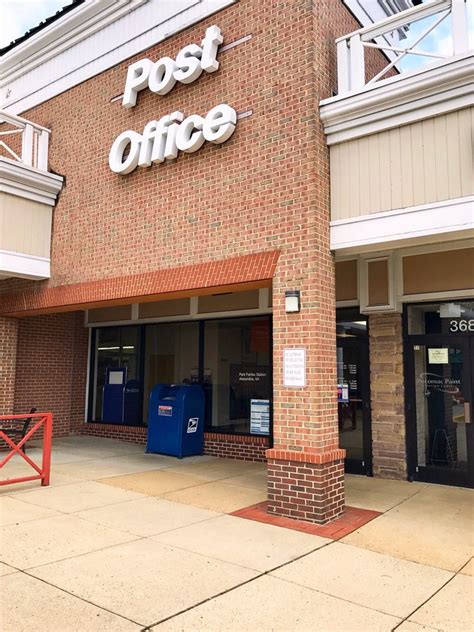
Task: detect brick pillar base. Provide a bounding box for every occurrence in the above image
[266,449,345,524]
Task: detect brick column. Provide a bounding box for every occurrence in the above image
[369,313,407,479]
[0,317,18,414]
[266,253,345,525]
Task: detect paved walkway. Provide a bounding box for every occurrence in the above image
[1,436,472,631]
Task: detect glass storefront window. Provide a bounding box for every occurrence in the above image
[143,322,200,421]
[337,319,367,339]
[92,326,140,422]
[408,301,474,335]
[89,316,271,434]
[203,317,271,434]
[405,300,474,487]
[336,312,370,472]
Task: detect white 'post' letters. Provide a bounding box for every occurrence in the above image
[122,25,223,108]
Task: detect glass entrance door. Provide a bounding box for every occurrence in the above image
[405,302,474,487]
[337,311,372,475]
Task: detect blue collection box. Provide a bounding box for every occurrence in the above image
[146,384,205,458]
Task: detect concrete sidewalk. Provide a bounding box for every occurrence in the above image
[1,436,472,631]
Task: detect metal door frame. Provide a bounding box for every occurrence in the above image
[404,330,474,488]
[336,308,373,476]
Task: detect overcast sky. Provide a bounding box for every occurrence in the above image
[1,0,472,69]
[1,0,73,48]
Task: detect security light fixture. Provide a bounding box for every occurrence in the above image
[285,290,301,313]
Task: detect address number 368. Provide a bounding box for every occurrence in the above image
[449,319,474,332]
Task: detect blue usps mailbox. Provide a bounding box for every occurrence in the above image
[146,384,205,457]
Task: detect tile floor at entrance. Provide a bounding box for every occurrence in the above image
[1,436,472,631]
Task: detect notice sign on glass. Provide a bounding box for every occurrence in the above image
[337,383,349,403]
[428,348,449,365]
[250,399,270,435]
[283,348,306,387]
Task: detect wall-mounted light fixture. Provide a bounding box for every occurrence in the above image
[285,290,301,313]
[439,303,463,318]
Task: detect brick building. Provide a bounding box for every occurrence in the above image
[0,0,472,523]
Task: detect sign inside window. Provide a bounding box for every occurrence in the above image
[428,348,449,365]
[250,399,270,435]
[337,383,349,402]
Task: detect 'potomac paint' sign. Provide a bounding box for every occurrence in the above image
[109,26,237,175]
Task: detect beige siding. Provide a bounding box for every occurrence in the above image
[0,193,52,257]
[330,107,473,220]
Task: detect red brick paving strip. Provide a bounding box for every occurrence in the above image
[231,501,380,540]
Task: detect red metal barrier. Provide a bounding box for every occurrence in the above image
[0,413,53,487]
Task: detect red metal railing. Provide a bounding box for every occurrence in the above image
[0,413,53,487]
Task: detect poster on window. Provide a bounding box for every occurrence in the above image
[428,348,449,365]
[337,383,349,403]
[250,399,270,435]
[229,364,270,421]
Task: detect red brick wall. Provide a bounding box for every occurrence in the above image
[267,456,345,524]
[0,0,394,518]
[0,317,18,415]
[14,312,88,437]
[81,423,147,444]
[80,423,268,462]
[1,0,367,456]
[203,432,268,462]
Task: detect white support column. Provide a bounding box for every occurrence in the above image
[451,0,469,54]
[37,130,50,171]
[21,124,34,167]
[337,39,350,94]
[349,34,365,91]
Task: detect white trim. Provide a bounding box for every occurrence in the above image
[340,0,448,43]
[334,254,358,262]
[398,238,474,258]
[259,288,270,309]
[359,252,400,314]
[402,289,474,303]
[2,0,238,115]
[336,299,359,308]
[190,296,199,317]
[330,196,474,252]
[0,249,50,279]
[86,306,272,328]
[334,256,359,306]
[1,0,141,81]
[0,156,63,205]
[320,52,474,145]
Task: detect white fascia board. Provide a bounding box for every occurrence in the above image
[0,249,50,280]
[0,157,64,205]
[330,196,474,252]
[0,0,130,80]
[320,52,474,144]
[1,0,237,115]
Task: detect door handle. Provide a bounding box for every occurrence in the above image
[464,402,471,424]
